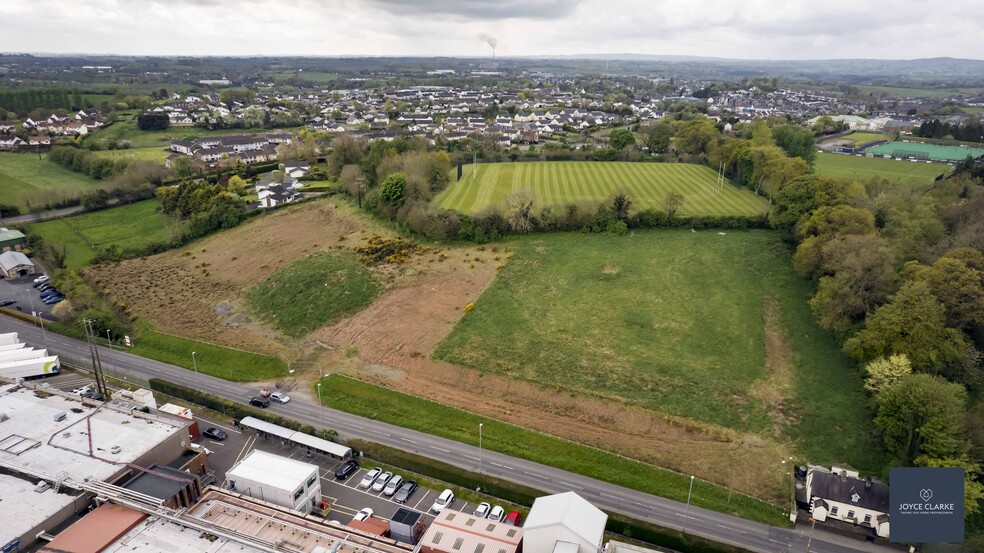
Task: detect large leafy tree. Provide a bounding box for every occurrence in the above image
[609,128,636,150]
[875,373,968,464]
[863,354,912,394]
[843,281,967,371]
[772,124,817,165]
[808,234,896,333]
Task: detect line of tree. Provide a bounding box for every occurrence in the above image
[771,165,984,517]
[0,88,87,114]
[916,118,984,142]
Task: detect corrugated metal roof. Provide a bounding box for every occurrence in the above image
[239,416,351,458]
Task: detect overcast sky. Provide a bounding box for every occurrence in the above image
[1,0,982,60]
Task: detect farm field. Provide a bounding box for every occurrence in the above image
[28,199,182,269]
[433,162,769,216]
[813,152,949,186]
[86,120,297,149]
[857,85,984,99]
[0,153,106,211]
[433,230,881,471]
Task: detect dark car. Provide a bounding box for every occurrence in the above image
[249,396,270,408]
[0,300,15,307]
[43,296,64,305]
[40,289,60,298]
[38,283,54,292]
[81,391,104,401]
[393,480,418,504]
[203,427,228,441]
[334,460,359,480]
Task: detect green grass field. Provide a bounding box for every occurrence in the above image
[433,162,769,216]
[0,153,106,211]
[132,322,286,381]
[86,120,288,150]
[247,252,380,337]
[28,199,183,269]
[814,152,950,186]
[433,230,881,469]
[91,146,172,164]
[857,85,984,99]
[822,132,892,146]
[322,375,787,525]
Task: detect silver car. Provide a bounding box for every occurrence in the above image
[371,471,393,492]
[382,475,404,496]
[359,467,382,489]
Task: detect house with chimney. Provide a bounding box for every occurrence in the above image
[806,466,889,539]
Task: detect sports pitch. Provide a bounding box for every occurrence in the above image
[434,161,769,216]
[865,140,984,162]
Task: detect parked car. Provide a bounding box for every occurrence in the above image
[270,391,290,404]
[504,511,523,526]
[488,505,505,522]
[359,467,383,489]
[81,391,104,401]
[43,296,64,305]
[0,299,15,307]
[40,289,60,298]
[382,474,404,496]
[371,471,393,492]
[393,480,418,504]
[71,385,92,395]
[249,396,270,408]
[203,427,228,441]
[334,460,358,480]
[473,502,491,518]
[33,275,50,285]
[37,284,54,292]
[431,489,454,513]
[353,507,374,522]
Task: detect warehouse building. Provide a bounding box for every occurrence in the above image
[523,492,607,553]
[0,227,26,252]
[0,250,35,279]
[421,510,524,553]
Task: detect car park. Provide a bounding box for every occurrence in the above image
[353,507,373,522]
[359,467,383,489]
[431,489,454,513]
[203,427,228,441]
[371,471,392,492]
[473,502,491,518]
[504,511,522,526]
[488,505,505,522]
[393,480,417,504]
[334,460,358,480]
[249,396,270,408]
[270,391,290,404]
[382,474,404,496]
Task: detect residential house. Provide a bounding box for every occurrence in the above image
[807,467,889,539]
[0,135,24,150]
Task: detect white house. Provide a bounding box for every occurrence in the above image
[807,467,890,539]
[225,450,321,514]
[523,492,607,553]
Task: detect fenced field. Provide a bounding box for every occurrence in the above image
[433,161,769,216]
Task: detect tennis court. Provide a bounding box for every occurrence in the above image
[865,141,984,162]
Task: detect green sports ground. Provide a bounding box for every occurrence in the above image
[865,140,984,162]
[434,161,769,216]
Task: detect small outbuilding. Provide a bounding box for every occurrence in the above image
[0,228,27,252]
[0,250,35,279]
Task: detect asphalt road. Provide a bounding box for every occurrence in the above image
[1,316,897,553]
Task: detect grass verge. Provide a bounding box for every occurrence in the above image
[321,375,787,526]
[132,323,286,381]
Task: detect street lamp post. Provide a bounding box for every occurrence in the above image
[191,351,201,389]
[106,329,113,350]
[317,382,324,430]
[24,289,48,346]
[683,475,695,534]
[479,423,484,473]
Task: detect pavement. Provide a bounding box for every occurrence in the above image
[0,315,901,553]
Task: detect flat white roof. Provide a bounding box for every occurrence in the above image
[227,449,318,491]
[101,517,265,553]
[0,383,185,484]
[0,472,76,545]
[240,416,351,458]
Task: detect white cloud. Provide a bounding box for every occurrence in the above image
[0,0,982,59]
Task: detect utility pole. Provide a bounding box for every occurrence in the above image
[683,475,695,534]
[82,319,108,398]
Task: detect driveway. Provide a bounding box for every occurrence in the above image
[0,274,57,319]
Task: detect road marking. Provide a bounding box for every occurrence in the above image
[400,438,418,444]
[430,446,451,453]
[523,471,549,480]
[717,524,730,529]
[558,481,582,489]
[599,492,623,500]
[462,454,478,461]
[489,462,513,470]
